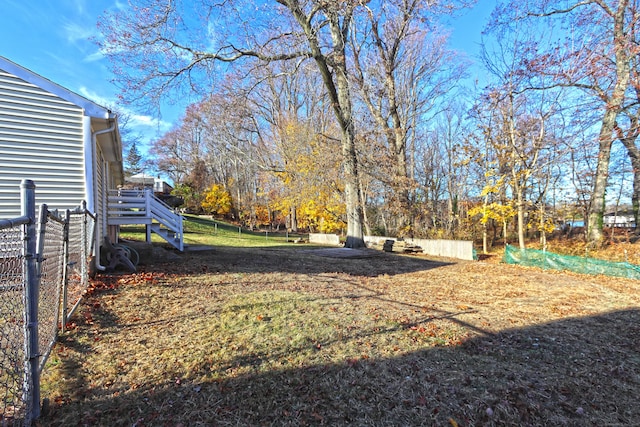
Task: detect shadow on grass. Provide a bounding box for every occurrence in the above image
[165,245,454,278]
[42,248,639,425]
[42,309,640,426]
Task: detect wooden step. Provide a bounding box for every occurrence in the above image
[150,224,182,250]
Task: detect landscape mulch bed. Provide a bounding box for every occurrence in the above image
[40,246,640,426]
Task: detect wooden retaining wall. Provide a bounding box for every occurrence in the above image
[364,236,475,261]
[309,233,341,246]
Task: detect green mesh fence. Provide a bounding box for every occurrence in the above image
[503,244,640,280]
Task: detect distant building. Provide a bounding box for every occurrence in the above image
[125,173,173,196]
[603,208,635,228]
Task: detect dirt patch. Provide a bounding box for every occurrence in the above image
[40,246,640,426]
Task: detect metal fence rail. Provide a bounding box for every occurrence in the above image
[0,180,96,426]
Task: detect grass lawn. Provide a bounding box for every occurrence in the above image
[118,215,307,248]
[39,220,640,426]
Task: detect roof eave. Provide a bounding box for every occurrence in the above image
[92,116,124,185]
[0,56,112,119]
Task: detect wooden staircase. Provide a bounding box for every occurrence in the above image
[107,188,184,251]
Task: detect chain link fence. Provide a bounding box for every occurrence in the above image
[37,209,65,378]
[62,207,96,330]
[0,221,30,426]
[0,181,96,426]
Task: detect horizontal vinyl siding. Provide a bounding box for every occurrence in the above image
[0,70,86,218]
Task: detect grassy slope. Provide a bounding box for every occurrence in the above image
[118,215,306,248]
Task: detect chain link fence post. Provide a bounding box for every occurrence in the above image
[61,210,71,335]
[81,201,89,293]
[21,179,39,424]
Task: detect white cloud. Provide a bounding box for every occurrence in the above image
[78,86,172,134]
[71,0,87,16]
[78,86,111,107]
[129,113,172,133]
[114,0,128,12]
[84,49,105,62]
[63,21,96,43]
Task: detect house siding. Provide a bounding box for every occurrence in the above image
[0,69,86,218]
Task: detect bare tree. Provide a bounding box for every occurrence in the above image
[100,0,372,246]
[349,0,468,235]
[490,0,638,246]
[430,104,474,237]
[479,20,564,249]
[615,51,640,233]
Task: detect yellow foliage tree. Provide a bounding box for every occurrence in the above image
[201,184,233,216]
[468,201,516,249]
[296,192,346,233]
[467,172,515,253]
[268,119,346,233]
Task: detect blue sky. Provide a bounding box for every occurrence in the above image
[0,0,172,145]
[0,0,495,155]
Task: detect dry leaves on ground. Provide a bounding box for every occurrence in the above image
[40,246,640,426]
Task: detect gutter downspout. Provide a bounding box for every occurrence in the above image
[89,120,116,272]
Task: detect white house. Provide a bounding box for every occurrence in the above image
[0,56,184,256]
[0,55,123,240]
[125,172,174,196]
[603,209,636,228]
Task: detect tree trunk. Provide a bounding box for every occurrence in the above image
[491,218,497,248]
[482,222,488,255]
[343,130,366,247]
[326,10,365,248]
[632,159,640,233]
[396,148,411,234]
[447,195,454,236]
[290,206,298,232]
[587,126,615,245]
[289,5,365,248]
[617,121,640,234]
[515,186,526,249]
[482,193,489,254]
[539,203,547,247]
[587,1,631,245]
[359,177,372,237]
[503,219,508,246]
